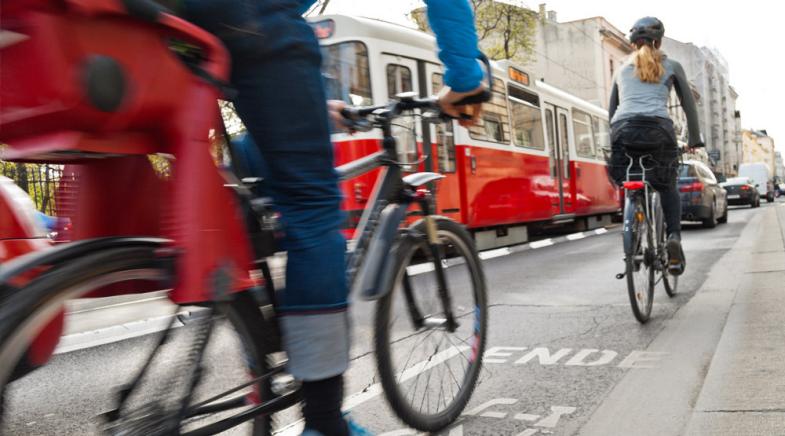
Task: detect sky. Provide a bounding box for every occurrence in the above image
[321,0,783,153]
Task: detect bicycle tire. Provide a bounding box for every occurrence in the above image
[652,193,678,298]
[0,246,283,435]
[374,218,487,432]
[625,198,654,323]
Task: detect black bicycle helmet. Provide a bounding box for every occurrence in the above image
[629,17,665,44]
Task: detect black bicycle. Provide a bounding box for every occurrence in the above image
[619,153,678,324]
[0,93,489,435]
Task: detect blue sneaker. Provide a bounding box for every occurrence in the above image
[345,414,374,436]
[299,415,373,436]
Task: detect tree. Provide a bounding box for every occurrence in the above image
[410,0,537,64]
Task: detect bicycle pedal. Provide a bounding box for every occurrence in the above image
[271,374,299,396]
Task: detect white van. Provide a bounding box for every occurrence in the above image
[739,163,775,202]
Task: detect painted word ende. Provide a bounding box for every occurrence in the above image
[484,346,668,368]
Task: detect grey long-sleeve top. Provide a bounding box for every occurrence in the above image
[609,56,703,147]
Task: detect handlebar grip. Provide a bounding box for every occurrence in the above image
[340,107,356,120]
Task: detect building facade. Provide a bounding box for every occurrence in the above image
[774,151,784,182]
[742,130,777,177]
[661,38,742,178]
[527,5,633,109]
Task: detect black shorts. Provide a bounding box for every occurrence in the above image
[607,116,679,191]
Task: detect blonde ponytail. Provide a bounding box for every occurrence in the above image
[633,44,665,83]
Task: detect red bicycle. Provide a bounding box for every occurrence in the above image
[0,0,490,434]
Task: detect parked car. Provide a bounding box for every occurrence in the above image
[739,162,775,202]
[678,160,728,228]
[721,177,761,208]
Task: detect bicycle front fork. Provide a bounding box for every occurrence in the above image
[417,193,458,333]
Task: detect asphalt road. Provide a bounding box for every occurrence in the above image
[2,201,778,436]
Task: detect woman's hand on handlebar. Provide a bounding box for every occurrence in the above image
[438,85,486,127]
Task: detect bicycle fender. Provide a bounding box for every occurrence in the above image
[353,202,409,301]
[622,193,638,256]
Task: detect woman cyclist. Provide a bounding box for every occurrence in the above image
[175,0,486,434]
[608,16,703,276]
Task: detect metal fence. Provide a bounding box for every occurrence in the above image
[0,162,63,215]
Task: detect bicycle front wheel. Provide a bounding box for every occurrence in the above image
[625,200,655,323]
[0,246,289,436]
[374,218,487,432]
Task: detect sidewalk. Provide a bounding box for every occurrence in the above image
[684,203,785,434]
[580,203,785,435]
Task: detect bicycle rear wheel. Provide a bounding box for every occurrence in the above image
[374,218,487,432]
[0,246,290,435]
[625,198,655,323]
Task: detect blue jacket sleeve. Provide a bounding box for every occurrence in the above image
[424,0,484,93]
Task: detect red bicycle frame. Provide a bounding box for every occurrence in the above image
[1,0,258,365]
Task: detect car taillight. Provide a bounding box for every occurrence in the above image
[679,181,704,193]
[741,185,750,191]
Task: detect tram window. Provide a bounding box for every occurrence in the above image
[432,73,456,173]
[484,115,503,142]
[321,41,372,106]
[572,109,595,159]
[592,116,610,160]
[508,86,544,150]
[386,64,412,98]
[469,78,510,144]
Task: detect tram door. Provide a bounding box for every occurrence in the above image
[382,54,420,166]
[544,104,575,215]
[423,64,462,222]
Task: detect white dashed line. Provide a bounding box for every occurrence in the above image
[566,232,586,241]
[405,263,435,276]
[529,239,554,249]
[595,228,608,235]
[479,247,512,260]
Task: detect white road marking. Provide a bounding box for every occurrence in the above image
[595,228,608,235]
[479,247,511,260]
[277,345,470,435]
[566,232,586,241]
[529,239,554,249]
[406,263,435,276]
[463,398,519,417]
[516,430,539,436]
[535,406,577,428]
[514,413,541,421]
[343,345,469,409]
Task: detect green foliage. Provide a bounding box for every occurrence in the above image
[0,161,62,214]
[410,0,537,64]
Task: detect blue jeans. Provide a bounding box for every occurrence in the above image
[183,0,349,381]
